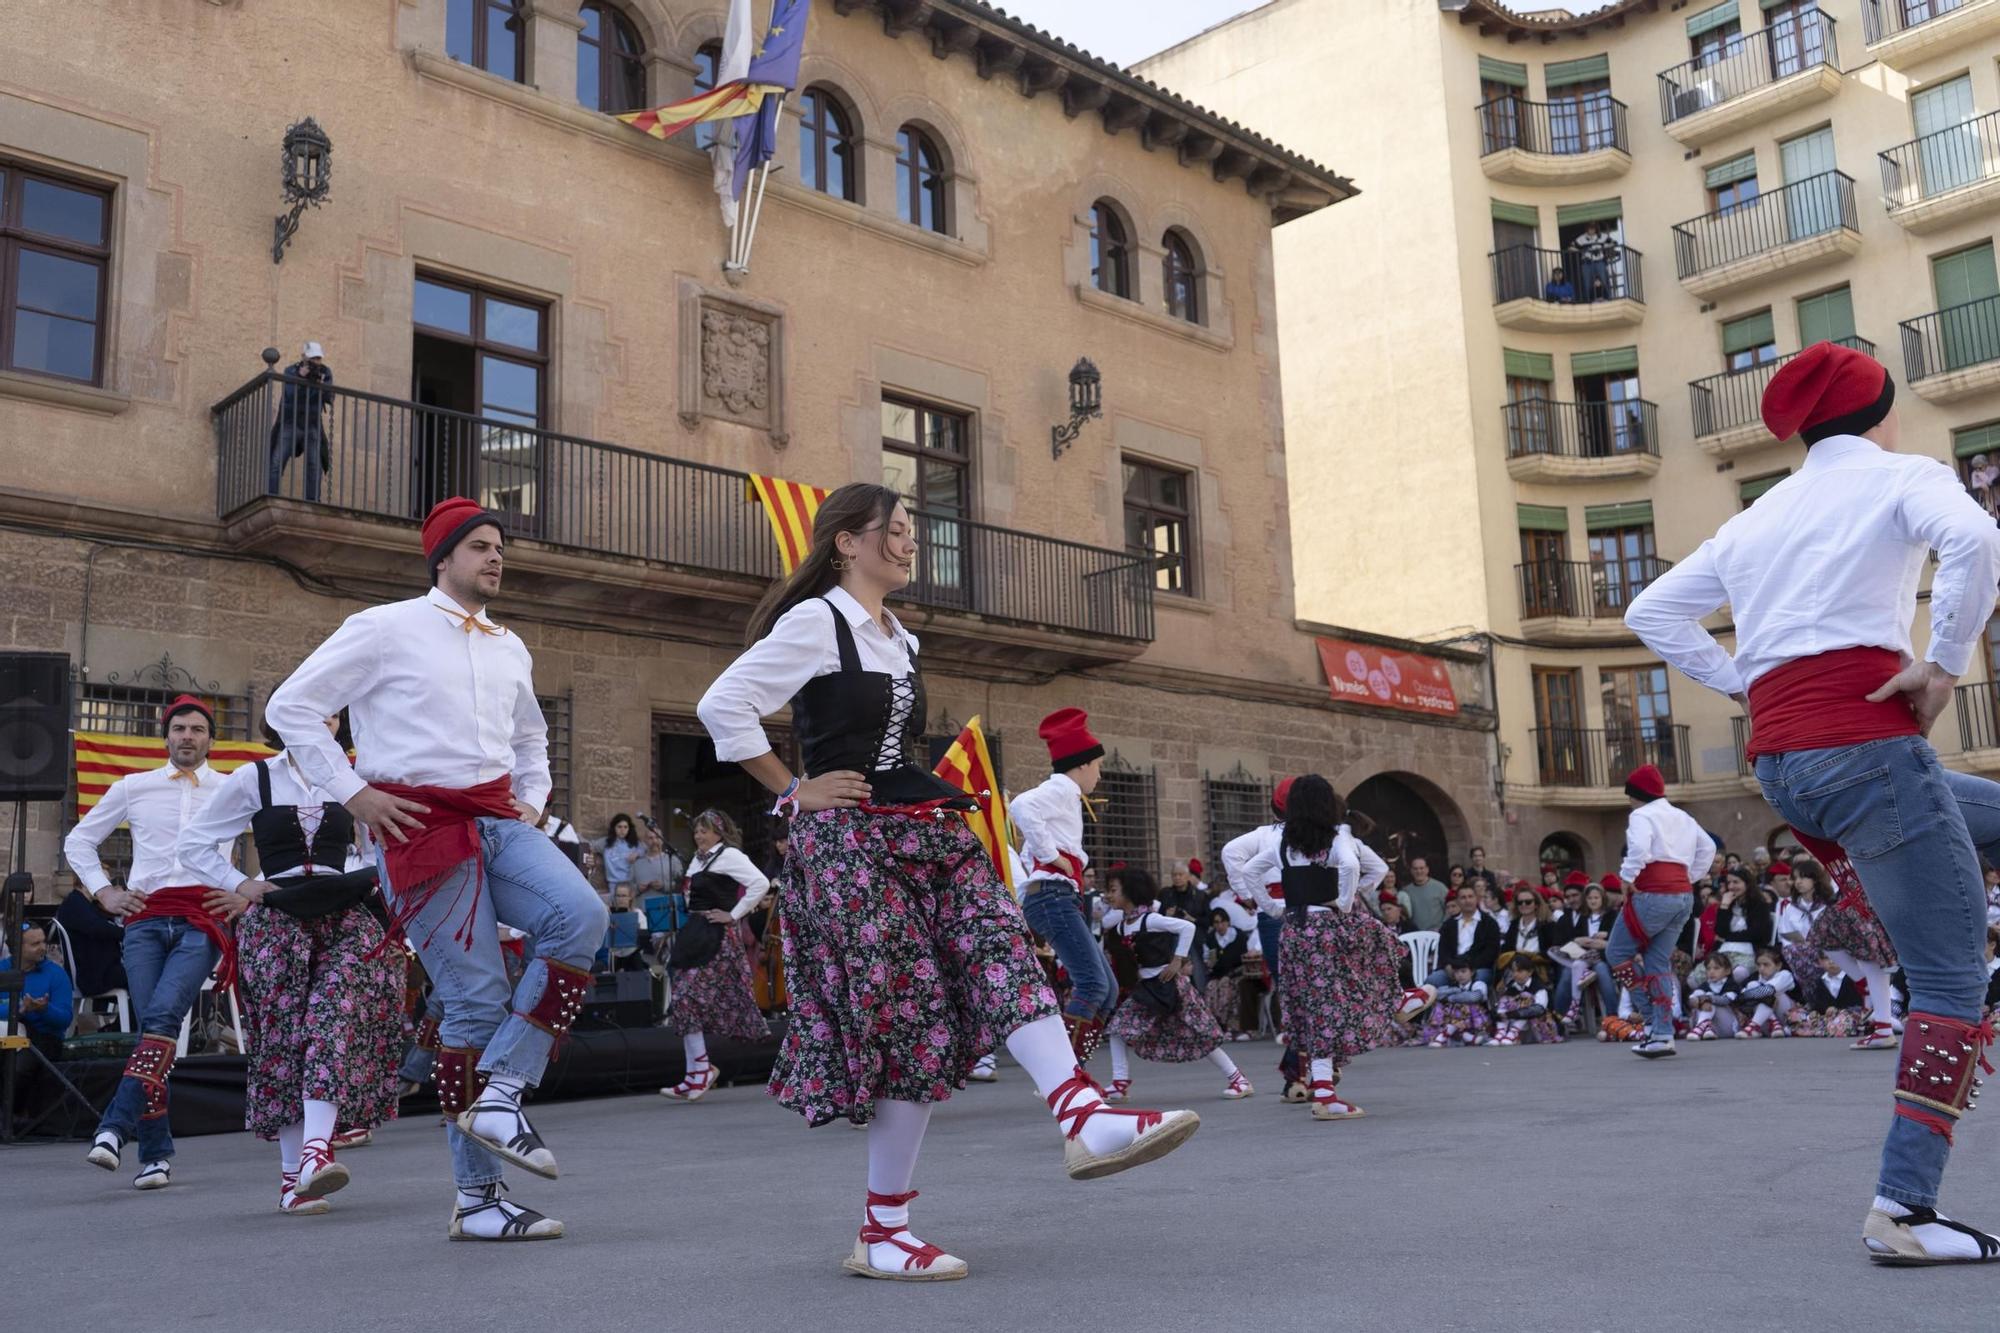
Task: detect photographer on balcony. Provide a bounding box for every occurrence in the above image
[268,340,334,503]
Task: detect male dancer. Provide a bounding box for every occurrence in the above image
[1609,763,1715,1059]
[67,695,234,1189]
[1627,341,2000,1263]
[266,496,607,1241]
[1010,708,1119,1061]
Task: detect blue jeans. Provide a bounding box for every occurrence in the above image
[1606,893,1691,1041]
[97,917,219,1162]
[1021,883,1115,1023]
[386,817,607,1189]
[398,991,445,1085]
[1257,916,1283,983]
[1757,736,1996,1208]
[1551,966,1575,1018]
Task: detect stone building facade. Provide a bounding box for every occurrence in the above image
[0,0,1503,895]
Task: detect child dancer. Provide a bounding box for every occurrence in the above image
[1735,947,1796,1038]
[1487,954,1562,1046]
[1419,965,1491,1047]
[1686,952,1741,1040]
[1100,869,1251,1101]
[1790,954,1870,1038]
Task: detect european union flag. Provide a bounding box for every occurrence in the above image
[732,0,810,201]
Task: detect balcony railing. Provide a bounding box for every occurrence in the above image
[1490,244,1645,305]
[1503,398,1660,461]
[1957,680,2000,752]
[1658,11,1839,124]
[1671,171,1858,279]
[1477,95,1630,157]
[1900,295,2000,382]
[1515,557,1673,621]
[1863,0,1977,43]
[212,372,1155,641]
[1688,336,1878,437]
[1529,724,1692,788]
[1881,109,2000,209]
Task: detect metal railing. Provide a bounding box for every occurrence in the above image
[212,371,1156,641]
[1529,724,1692,788]
[1862,0,1975,43]
[1900,295,2000,382]
[1503,398,1660,461]
[1490,243,1645,305]
[1671,170,1857,278]
[1957,681,2000,752]
[1688,335,1877,437]
[1732,715,1752,777]
[1515,557,1673,621]
[1880,108,2000,211]
[1658,10,1838,124]
[1477,95,1630,157]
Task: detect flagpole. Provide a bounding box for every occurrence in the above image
[734,92,787,277]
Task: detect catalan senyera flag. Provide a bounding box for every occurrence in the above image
[73,731,277,819]
[746,474,828,574]
[617,0,758,142]
[932,716,1013,892]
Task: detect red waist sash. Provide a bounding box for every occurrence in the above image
[1633,862,1692,895]
[1029,857,1083,890]
[1745,647,1917,760]
[127,885,238,989]
[373,776,518,951]
[1266,880,1284,903]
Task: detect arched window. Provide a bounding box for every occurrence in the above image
[446,0,526,82]
[1091,201,1131,299]
[691,41,723,151]
[896,126,948,233]
[799,87,857,202]
[1163,229,1202,324]
[576,3,646,113]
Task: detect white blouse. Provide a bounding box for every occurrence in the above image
[175,754,368,893]
[688,844,771,922]
[1101,907,1195,979]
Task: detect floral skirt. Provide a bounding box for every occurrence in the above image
[667,927,770,1043]
[1107,975,1224,1062]
[1809,902,1899,969]
[237,903,404,1140]
[1494,994,1564,1045]
[1205,973,1247,1034]
[1278,909,1402,1062]
[1789,1007,1868,1038]
[1417,1000,1490,1044]
[771,809,1058,1127]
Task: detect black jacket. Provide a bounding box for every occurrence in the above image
[1806,973,1864,1013]
[1438,913,1502,973]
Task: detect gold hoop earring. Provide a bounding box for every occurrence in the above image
[830,556,852,571]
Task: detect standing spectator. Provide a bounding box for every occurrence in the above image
[1467,846,1499,892]
[269,340,334,502]
[1750,846,1772,882]
[1401,857,1449,933]
[598,812,642,898]
[628,821,684,913]
[1573,221,1612,300]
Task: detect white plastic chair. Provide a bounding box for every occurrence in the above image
[1400,930,1440,984]
[48,918,129,1036]
[175,975,248,1058]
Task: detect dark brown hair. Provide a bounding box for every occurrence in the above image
[746,483,904,644]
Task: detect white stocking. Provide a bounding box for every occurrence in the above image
[683,1030,709,1066]
[1108,1035,1132,1082]
[302,1098,336,1145]
[1205,1046,1239,1077]
[1002,1015,1084,1098]
[278,1120,304,1173]
[866,1098,931,1196]
[1308,1056,1334,1083]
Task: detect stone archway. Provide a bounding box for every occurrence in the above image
[1344,771,1470,883]
[1537,830,1591,878]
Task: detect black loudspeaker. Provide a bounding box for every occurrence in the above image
[0,652,72,803]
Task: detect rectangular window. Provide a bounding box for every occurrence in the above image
[410,274,549,526]
[1795,286,1855,347]
[1,163,112,385]
[1479,60,1527,153]
[1722,310,1778,371]
[1554,202,1627,302]
[1122,458,1195,596]
[1203,766,1270,865]
[1600,663,1677,781]
[537,692,572,816]
[1705,152,1760,215]
[882,396,972,604]
[1764,1,1826,80]
[1955,421,2000,523]
[446,0,526,81]
[1532,667,1586,784]
[1586,522,1657,616]
[1571,347,1645,457]
[1519,522,1569,618]
[1082,757,1159,876]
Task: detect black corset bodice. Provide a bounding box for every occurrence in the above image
[249,759,357,878]
[1129,913,1177,971]
[1280,859,1338,915]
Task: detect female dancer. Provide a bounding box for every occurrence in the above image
[176,714,403,1214]
[1273,776,1402,1119]
[660,809,772,1102]
[695,483,1197,1282]
[1098,868,1251,1101]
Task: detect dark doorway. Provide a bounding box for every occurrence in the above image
[654,715,795,869]
[1538,830,1588,877]
[412,330,476,518]
[1346,774,1448,882]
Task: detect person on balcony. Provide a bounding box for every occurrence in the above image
[268,340,334,503]
[1542,267,1575,303]
[1625,340,2000,1265]
[1572,222,1613,301]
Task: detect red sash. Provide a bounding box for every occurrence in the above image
[1633,862,1692,894]
[1744,647,1917,760]
[1031,857,1083,890]
[127,885,238,989]
[1266,880,1285,903]
[372,776,519,951]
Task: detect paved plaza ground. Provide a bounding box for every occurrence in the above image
[9,1037,1999,1332]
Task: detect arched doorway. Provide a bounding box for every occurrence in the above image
[1346,773,1457,883]
[1538,830,1589,878]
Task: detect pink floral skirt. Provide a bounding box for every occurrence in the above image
[1279,909,1403,1063]
[1107,975,1224,1062]
[666,928,770,1043]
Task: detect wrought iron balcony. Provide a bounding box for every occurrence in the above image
[1899,295,2000,387]
[1529,724,1692,789]
[1489,244,1644,306]
[1515,557,1673,623]
[1671,171,1858,283]
[1688,336,1877,440]
[1880,109,2000,226]
[1657,11,1839,128]
[1862,0,1993,45]
[1477,95,1629,158]
[1503,398,1659,462]
[1957,680,2000,752]
[211,372,1155,644]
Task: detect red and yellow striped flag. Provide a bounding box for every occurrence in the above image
[746,474,828,574]
[74,731,277,819]
[932,715,1013,892]
[616,80,764,141]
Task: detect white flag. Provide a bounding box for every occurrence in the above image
[712,0,756,227]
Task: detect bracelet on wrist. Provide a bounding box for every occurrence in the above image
[771,776,802,818]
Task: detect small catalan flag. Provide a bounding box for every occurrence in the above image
[73,731,277,819]
[746,474,828,574]
[932,716,1013,892]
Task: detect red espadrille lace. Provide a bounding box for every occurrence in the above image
[858,1191,949,1272]
[1048,1071,1161,1140]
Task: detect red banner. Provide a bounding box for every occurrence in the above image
[1315,638,1460,717]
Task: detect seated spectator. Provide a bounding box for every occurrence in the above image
[1985,928,2000,1016]
[1777,860,1831,981]
[1686,952,1741,1041]
[1487,953,1562,1046]
[1985,867,2000,928]
[1427,889,1501,988]
[1417,963,1490,1047]
[1598,872,1627,915]
[1564,880,1618,1023]
[1198,907,1253,1040]
[1789,953,1868,1037]
[1505,889,1573,1018]
[1543,267,1575,303]
[1735,947,1796,1038]
[602,884,650,973]
[1713,868,1774,979]
[1445,863,1467,901]
[1479,883,1511,932]
[53,887,127,1002]
[0,924,74,1060]
[1560,875,1584,919]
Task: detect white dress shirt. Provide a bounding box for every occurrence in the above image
[688,844,771,922]
[1619,799,1718,884]
[265,587,551,812]
[1221,823,1284,919]
[1625,434,2000,697]
[697,587,920,764]
[1209,891,1260,941]
[1011,771,1088,887]
[175,754,353,893]
[1101,907,1195,979]
[64,762,227,898]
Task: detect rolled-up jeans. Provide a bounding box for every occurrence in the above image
[1606,892,1691,1042]
[1020,881,1116,1024]
[1756,736,1995,1209]
[97,917,219,1162]
[384,816,608,1189]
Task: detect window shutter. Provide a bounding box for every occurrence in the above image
[1505,348,1555,381]
[1585,501,1654,531]
[1796,287,1856,347]
[1721,311,1776,355]
[1954,423,2000,459]
[1738,471,1789,504]
[1517,503,1569,532]
[1570,345,1639,377]
[1703,153,1758,189]
[1479,56,1529,88]
[1686,2,1740,37]
[1491,199,1540,227]
[1555,198,1623,226]
[1546,55,1610,88]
